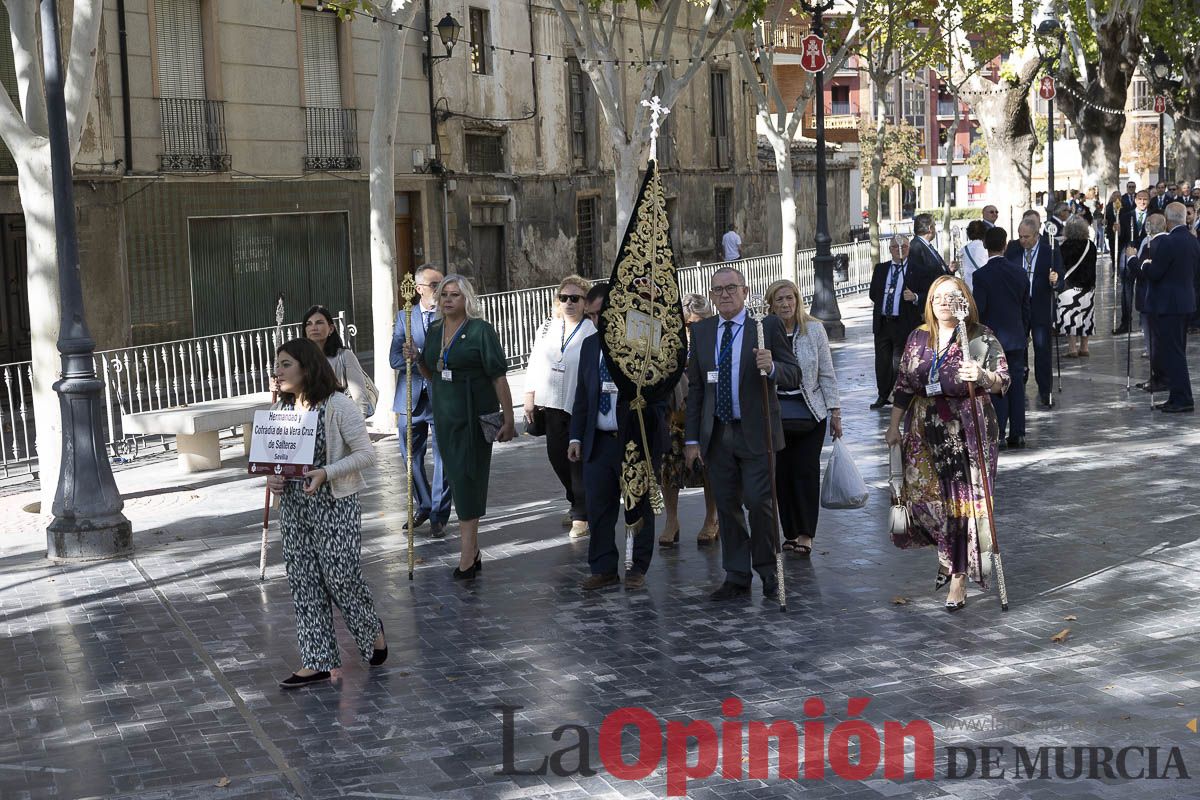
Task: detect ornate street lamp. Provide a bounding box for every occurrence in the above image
[434,13,462,60]
[798,0,843,339]
[1150,50,1172,182]
[41,0,132,559]
[1035,10,1064,209]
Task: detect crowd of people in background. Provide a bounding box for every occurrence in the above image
[261,177,1200,688]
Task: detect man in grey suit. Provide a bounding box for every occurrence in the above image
[388,265,452,536]
[684,267,801,601]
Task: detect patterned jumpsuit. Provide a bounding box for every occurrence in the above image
[279,403,381,671]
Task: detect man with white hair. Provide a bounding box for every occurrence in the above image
[868,235,919,408]
[1140,202,1199,412]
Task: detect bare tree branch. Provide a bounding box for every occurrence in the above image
[65,0,106,158]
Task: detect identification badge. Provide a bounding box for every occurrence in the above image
[441,369,453,382]
[925,380,943,396]
[551,363,566,373]
[707,370,719,384]
[601,381,618,394]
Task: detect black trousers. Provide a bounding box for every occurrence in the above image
[1152,313,1193,407]
[708,420,777,588]
[873,317,908,402]
[1029,324,1053,399]
[584,431,654,575]
[993,349,1027,439]
[775,418,827,541]
[544,408,586,521]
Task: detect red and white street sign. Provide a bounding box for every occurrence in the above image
[1038,76,1056,100]
[1154,95,1167,114]
[800,34,827,73]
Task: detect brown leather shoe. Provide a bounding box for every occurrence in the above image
[580,573,620,590]
[624,571,646,590]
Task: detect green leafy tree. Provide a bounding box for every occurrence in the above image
[1141,0,1200,180]
[858,119,923,186]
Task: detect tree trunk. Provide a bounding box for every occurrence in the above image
[765,130,797,282]
[868,85,887,256]
[1075,125,1123,195]
[16,141,62,512]
[941,104,961,246]
[968,71,1038,234]
[365,17,408,433]
[611,134,640,237]
[1177,115,1200,181]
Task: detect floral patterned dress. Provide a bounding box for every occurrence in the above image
[891,325,1010,587]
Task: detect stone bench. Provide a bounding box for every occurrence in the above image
[121,392,274,472]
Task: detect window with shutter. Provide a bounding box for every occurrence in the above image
[710,70,730,169]
[301,9,341,108]
[154,0,206,100]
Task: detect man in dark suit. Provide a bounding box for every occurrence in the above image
[569,288,668,590]
[388,265,452,536]
[905,213,952,310]
[973,227,1031,447]
[869,235,920,409]
[1121,181,1137,212]
[1129,214,1169,393]
[1141,203,1199,412]
[684,267,800,601]
[1005,219,1059,407]
[1114,190,1150,335]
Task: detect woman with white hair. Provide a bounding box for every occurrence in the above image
[403,274,516,580]
[1054,216,1097,357]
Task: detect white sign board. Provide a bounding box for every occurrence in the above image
[247,409,318,477]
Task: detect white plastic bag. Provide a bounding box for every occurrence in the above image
[820,439,870,509]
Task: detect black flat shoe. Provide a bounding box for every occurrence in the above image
[278,671,331,689]
[369,622,388,667]
[710,582,751,601]
[944,599,967,613]
[869,399,889,410]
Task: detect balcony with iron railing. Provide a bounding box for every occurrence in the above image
[158,98,230,173]
[304,107,361,171]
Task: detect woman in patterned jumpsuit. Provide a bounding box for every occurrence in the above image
[268,338,387,689]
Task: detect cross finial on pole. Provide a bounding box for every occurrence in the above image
[640,95,671,162]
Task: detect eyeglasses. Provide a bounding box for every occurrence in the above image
[558,294,582,303]
[417,282,440,290]
[710,283,745,296]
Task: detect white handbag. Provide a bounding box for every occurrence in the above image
[887,444,910,537]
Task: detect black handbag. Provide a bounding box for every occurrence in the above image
[524,406,547,437]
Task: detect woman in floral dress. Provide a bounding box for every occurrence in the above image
[885,276,1010,612]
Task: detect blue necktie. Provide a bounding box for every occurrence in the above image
[599,355,612,415]
[423,310,433,330]
[717,320,734,424]
[883,262,902,316]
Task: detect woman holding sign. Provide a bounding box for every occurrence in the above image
[403,274,517,580]
[268,338,386,689]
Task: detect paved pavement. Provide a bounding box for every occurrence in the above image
[2,259,1199,799]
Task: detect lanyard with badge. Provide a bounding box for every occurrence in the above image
[707,320,743,386]
[440,319,467,382]
[926,336,955,397]
[553,320,586,373]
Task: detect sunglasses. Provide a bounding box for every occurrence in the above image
[558,294,582,303]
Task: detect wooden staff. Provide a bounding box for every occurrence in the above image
[950,291,1009,611]
[259,295,285,580]
[1047,221,1062,399]
[398,272,418,581]
[752,307,786,613]
[1127,211,1135,391]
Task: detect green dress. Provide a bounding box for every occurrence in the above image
[423,317,507,520]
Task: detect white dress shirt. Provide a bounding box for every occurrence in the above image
[959,240,988,291]
[714,308,748,420]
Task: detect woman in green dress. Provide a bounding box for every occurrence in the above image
[403,274,516,579]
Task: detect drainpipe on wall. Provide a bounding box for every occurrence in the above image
[424,0,450,270]
[116,0,133,173]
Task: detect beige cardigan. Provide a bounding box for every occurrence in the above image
[274,391,376,498]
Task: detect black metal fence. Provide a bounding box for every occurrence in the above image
[158,98,230,172]
[304,107,360,171]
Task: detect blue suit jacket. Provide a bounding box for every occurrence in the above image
[1004,237,1059,328]
[972,255,1031,353]
[569,333,667,464]
[389,305,435,418]
[1142,226,1200,316]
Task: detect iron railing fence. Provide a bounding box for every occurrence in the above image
[158,98,231,172]
[304,107,361,171]
[2,240,885,477]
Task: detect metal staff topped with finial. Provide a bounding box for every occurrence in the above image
[948,288,1009,612]
[398,271,418,581]
[750,297,787,613]
[259,293,286,581]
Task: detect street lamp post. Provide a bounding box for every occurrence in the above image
[424,7,462,270]
[1035,13,1064,211]
[799,0,843,340]
[1150,52,1172,183]
[41,0,131,559]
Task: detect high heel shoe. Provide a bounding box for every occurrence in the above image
[453,551,482,580]
[934,568,951,591]
[369,622,388,667]
[697,522,719,545]
[658,520,681,548]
